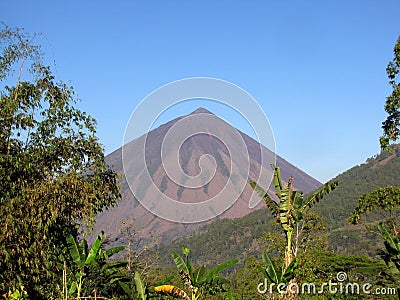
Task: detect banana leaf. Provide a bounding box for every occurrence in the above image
[200,259,238,284]
[172,251,190,275]
[86,231,104,264]
[134,271,147,300]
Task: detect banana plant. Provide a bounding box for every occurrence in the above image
[377,224,400,297]
[119,270,177,299]
[250,164,337,269]
[163,245,237,300]
[251,164,336,300]
[377,223,400,275]
[260,252,297,286]
[64,231,125,298]
[119,271,148,300]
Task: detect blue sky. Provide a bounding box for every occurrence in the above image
[1,1,399,183]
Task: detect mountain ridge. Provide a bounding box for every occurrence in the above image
[95,107,321,245]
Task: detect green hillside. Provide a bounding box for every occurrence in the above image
[314,144,400,255]
[155,207,275,267]
[155,145,400,266]
[314,144,400,229]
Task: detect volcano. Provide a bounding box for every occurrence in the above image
[95,108,321,244]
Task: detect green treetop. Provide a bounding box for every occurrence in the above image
[0,25,121,298]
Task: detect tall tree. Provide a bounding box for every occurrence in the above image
[251,166,337,269]
[380,36,400,150]
[350,36,400,295]
[250,165,337,299]
[0,26,120,298]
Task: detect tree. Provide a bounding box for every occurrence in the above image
[0,26,120,298]
[350,186,400,277]
[250,165,337,268]
[250,165,337,299]
[380,36,400,150]
[347,36,400,297]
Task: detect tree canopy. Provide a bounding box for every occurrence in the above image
[381,36,400,150]
[0,25,120,298]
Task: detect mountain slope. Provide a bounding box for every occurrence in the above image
[313,144,400,254]
[95,107,321,245]
[313,145,400,229]
[154,144,400,265]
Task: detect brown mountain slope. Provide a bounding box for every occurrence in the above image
[95,108,321,244]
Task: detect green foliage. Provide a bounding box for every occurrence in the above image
[2,284,28,300]
[0,25,42,81]
[118,246,237,300]
[312,145,400,255]
[250,165,336,299]
[260,252,297,285]
[171,245,238,300]
[349,185,400,226]
[250,165,336,270]
[227,289,234,300]
[119,269,179,300]
[64,231,126,298]
[229,256,264,300]
[295,249,398,299]
[321,145,400,223]
[380,36,400,150]
[377,224,400,276]
[119,271,149,300]
[133,271,147,300]
[250,164,336,236]
[349,184,400,278]
[0,26,120,298]
[156,207,272,270]
[224,249,398,300]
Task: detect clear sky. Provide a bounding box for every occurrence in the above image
[1,1,399,183]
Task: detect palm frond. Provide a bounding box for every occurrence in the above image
[302,181,338,211]
[270,164,282,196]
[249,180,279,216]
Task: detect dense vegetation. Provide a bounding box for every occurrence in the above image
[0,26,121,299]
[1,26,399,300]
[315,145,400,228]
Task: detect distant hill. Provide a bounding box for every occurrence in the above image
[154,144,400,266]
[313,145,400,228]
[94,107,321,246]
[314,144,400,255]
